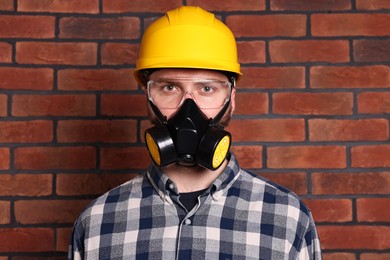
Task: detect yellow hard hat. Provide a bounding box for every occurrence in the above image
[134,6,241,85]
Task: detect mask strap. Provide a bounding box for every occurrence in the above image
[149,100,167,124]
[211,78,234,125]
[210,99,231,127]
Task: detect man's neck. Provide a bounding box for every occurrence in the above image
[161,160,228,193]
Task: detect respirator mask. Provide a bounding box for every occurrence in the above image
[144,78,233,171]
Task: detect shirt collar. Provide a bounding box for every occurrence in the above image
[146,153,241,201]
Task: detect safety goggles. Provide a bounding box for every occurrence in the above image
[147,78,232,109]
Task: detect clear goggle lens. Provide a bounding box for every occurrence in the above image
[147,78,232,109]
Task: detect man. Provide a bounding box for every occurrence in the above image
[69,6,322,259]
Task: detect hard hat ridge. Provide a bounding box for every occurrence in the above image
[166,6,214,26]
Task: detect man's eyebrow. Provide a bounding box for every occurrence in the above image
[152,78,225,81]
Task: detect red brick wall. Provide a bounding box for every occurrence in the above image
[0,0,389,258]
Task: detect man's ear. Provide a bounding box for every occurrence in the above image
[230,87,236,115]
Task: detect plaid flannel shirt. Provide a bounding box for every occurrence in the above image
[69,153,322,259]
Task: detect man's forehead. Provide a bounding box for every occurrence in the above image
[150,68,228,81]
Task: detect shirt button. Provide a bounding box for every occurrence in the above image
[168,183,175,190]
[184,219,191,225]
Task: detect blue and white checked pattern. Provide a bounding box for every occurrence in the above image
[69,153,322,259]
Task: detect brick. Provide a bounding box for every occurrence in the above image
[237,41,266,64]
[0,148,10,170]
[56,228,72,252]
[12,94,96,116]
[273,92,353,115]
[15,200,90,224]
[0,228,54,252]
[234,92,268,115]
[101,94,147,116]
[357,198,390,222]
[0,120,53,143]
[0,0,14,11]
[0,174,52,196]
[0,67,53,90]
[312,14,390,36]
[228,119,305,142]
[0,15,54,38]
[0,42,12,63]
[361,253,390,260]
[312,172,390,195]
[0,201,10,224]
[100,147,150,169]
[318,225,390,249]
[352,145,390,168]
[268,146,346,169]
[59,17,140,39]
[13,257,65,260]
[103,0,181,13]
[18,0,99,13]
[56,173,137,195]
[354,39,390,62]
[270,40,349,63]
[227,15,306,37]
[309,119,389,141]
[322,253,356,260]
[271,0,351,10]
[230,146,262,168]
[140,120,153,143]
[15,147,96,170]
[0,94,7,117]
[310,65,390,89]
[304,199,352,222]
[356,0,390,10]
[101,43,138,65]
[239,67,305,89]
[57,120,137,143]
[16,42,97,65]
[186,0,265,11]
[358,92,390,114]
[144,17,160,30]
[259,172,307,195]
[58,69,136,90]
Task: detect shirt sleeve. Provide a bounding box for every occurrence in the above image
[298,212,322,260]
[68,217,85,260]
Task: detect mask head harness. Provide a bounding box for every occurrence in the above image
[145,85,233,171]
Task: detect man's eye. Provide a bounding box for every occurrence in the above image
[201,86,212,92]
[162,84,177,92]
